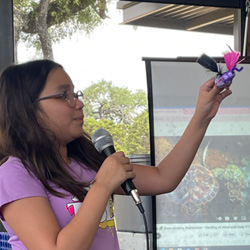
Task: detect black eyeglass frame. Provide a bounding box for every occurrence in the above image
[33,90,84,107]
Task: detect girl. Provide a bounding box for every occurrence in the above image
[0,59,232,250]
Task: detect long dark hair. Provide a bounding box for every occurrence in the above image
[0,59,105,201]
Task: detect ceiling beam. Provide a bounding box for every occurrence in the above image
[186,9,235,31]
[120,2,174,23]
[123,0,242,9]
[124,16,233,34]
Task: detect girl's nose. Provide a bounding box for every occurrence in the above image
[75,98,84,109]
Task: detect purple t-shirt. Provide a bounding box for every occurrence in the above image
[0,156,119,250]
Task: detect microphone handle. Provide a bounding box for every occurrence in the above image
[102,146,116,156]
[121,179,137,195]
[100,144,143,210]
[101,146,136,195]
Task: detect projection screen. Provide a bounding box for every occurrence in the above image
[144,57,250,250]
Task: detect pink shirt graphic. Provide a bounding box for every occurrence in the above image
[0,157,119,250]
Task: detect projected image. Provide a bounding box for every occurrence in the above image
[156,136,250,224]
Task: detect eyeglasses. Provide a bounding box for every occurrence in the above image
[33,90,84,108]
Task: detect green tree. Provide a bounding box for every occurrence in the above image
[83,80,150,155]
[126,110,150,154]
[14,0,109,59]
[83,80,147,125]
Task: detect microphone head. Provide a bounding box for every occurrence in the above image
[92,128,114,153]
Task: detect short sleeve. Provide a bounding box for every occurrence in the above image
[0,157,47,218]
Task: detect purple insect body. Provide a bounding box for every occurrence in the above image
[197,46,244,89]
[215,49,244,88]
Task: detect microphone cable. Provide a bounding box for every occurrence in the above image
[136,203,150,250]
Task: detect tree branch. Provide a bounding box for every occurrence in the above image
[21,0,107,34]
[36,0,53,59]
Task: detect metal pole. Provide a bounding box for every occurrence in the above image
[243,0,250,55]
[0,0,14,72]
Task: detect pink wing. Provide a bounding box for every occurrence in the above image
[224,50,240,71]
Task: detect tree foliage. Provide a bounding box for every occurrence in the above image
[83,80,147,125]
[14,0,109,59]
[83,80,150,155]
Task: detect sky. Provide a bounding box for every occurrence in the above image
[17,1,234,92]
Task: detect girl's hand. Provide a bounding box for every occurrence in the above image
[94,151,135,194]
[194,78,232,122]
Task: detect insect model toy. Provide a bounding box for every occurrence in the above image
[197,46,245,88]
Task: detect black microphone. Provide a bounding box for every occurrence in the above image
[92,128,144,211]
